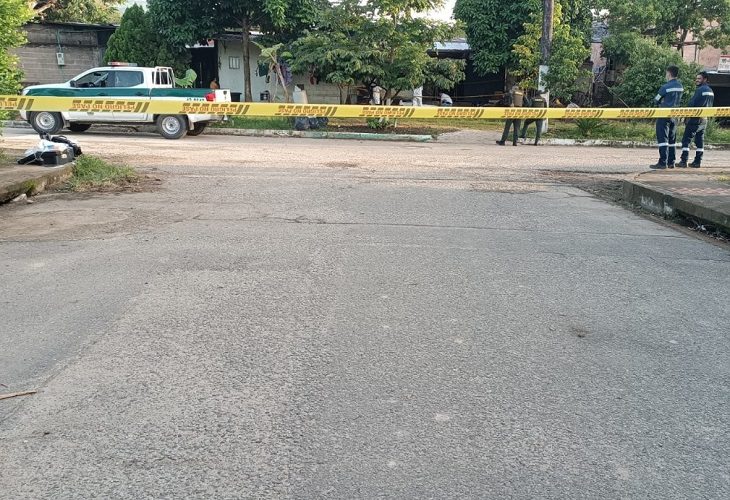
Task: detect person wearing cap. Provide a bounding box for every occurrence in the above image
[678,71,714,168]
[497,85,524,146]
[519,93,547,145]
[650,65,684,169]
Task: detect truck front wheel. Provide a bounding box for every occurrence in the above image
[29,111,64,135]
[156,115,188,140]
[187,122,208,136]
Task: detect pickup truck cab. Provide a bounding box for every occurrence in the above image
[21,64,231,139]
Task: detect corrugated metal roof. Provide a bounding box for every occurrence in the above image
[434,38,470,52]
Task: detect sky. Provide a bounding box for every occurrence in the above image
[123,1,457,21]
[433,1,456,21]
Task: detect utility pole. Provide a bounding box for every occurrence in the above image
[539,0,555,70]
[538,0,555,133]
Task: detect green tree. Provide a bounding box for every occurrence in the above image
[103,4,189,74]
[290,0,464,103]
[148,0,321,102]
[31,1,124,23]
[612,37,702,107]
[289,0,380,103]
[2,0,33,95]
[454,0,540,75]
[596,0,730,50]
[511,2,590,102]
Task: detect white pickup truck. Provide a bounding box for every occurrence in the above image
[21,64,231,139]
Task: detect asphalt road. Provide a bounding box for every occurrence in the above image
[1,129,729,499]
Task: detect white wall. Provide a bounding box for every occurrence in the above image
[217,39,343,103]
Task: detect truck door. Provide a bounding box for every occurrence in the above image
[68,69,117,122]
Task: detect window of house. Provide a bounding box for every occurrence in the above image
[229,56,240,70]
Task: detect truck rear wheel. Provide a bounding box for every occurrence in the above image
[69,123,91,133]
[156,115,188,140]
[29,111,63,135]
[187,122,208,136]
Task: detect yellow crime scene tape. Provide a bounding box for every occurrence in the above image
[2,95,730,120]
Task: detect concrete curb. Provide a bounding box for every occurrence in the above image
[622,176,730,232]
[0,163,74,204]
[544,138,729,150]
[205,127,433,142]
[1,121,433,143]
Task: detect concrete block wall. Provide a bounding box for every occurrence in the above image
[13,24,111,86]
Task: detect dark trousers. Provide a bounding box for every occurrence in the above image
[520,119,544,144]
[656,118,678,166]
[681,118,706,164]
[500,119,521,145]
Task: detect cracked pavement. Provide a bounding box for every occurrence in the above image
[1,128,729,499]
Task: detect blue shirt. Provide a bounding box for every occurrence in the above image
[687,83,714,107]
[654,79,684,107]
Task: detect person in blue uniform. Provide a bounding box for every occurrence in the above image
[678,71,714,168]
[650,65,684,169]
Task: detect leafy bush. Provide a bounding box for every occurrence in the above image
[0,0,32,95]
[366,118,394,130]
[575,119,606,137]
[610,36,702,107]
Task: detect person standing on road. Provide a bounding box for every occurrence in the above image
[497,85,524,146]
[519,93,547,145]
[678,71,714,168]
[650,65,684,169]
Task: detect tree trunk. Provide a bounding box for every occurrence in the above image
[540,0,555,66]
[241,18,253,102]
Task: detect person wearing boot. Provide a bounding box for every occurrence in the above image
[497,85,524,146]
[678,71,714,168]
[650,65,684,170]
[519,94,547,145]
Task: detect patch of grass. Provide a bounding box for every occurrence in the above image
[69,155,138,191]
[544,119,730,143]
[212,116,291,130]
[715,175,730,184]
[210,112,730,143]
[0,110,20,121]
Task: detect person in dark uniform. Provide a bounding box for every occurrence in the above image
[519,94,547,145]
[496,85,524,146]
[650,65,684,169]
[678,71,714,168]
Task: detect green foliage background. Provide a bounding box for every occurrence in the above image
[42,0,124,24]
[104,4,189,74]
[0,0,33,94]
[289,0,465,103]
[511,3,590,101]
[612,37,703,107]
